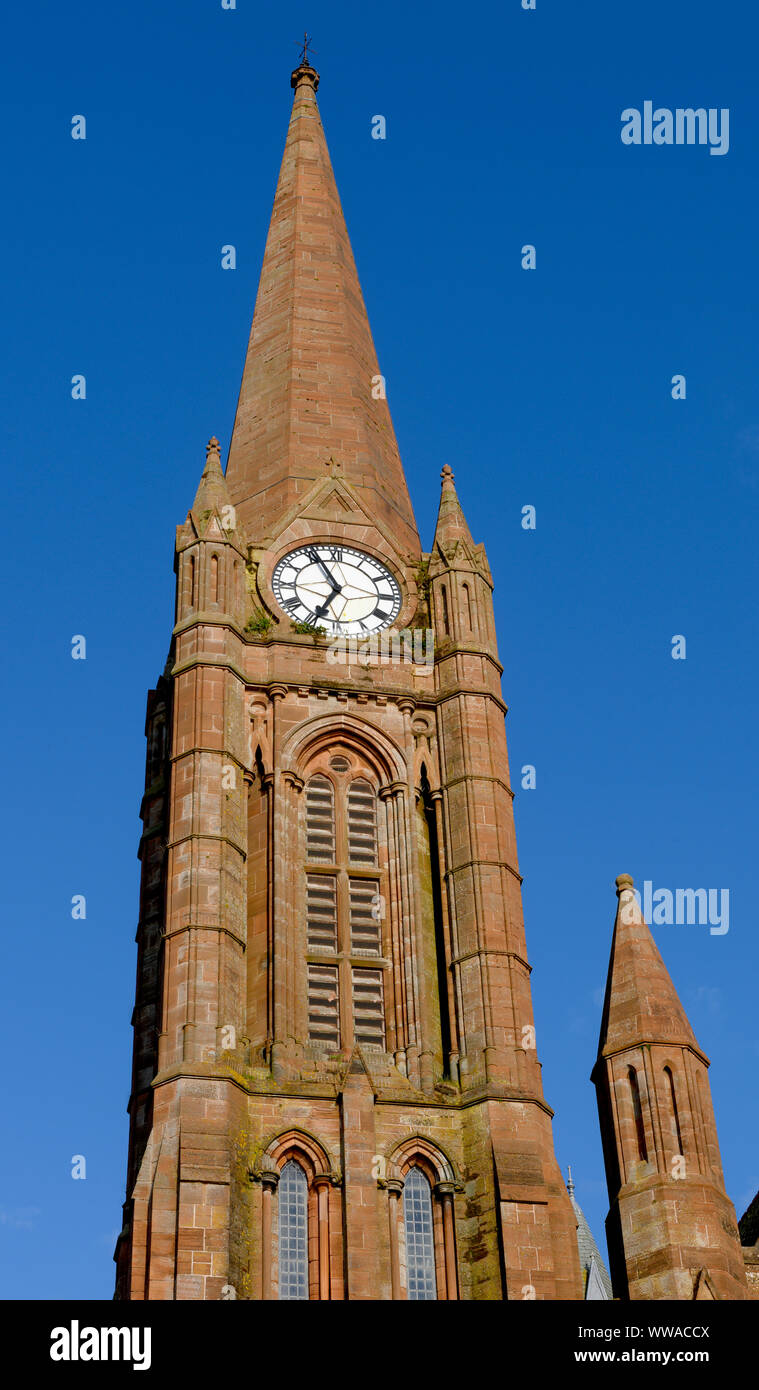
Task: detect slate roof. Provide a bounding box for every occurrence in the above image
[567,1172,613,1300]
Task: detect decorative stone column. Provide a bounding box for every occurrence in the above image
[384,1178,405,1300]
[258,1166,280,1300]
[435,1180,459,1299]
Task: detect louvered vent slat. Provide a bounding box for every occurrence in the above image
[347,779,377,865]
[307,874,338,952]
[307,963,339,1047]
[352,968,385,1048]
[306,775,335,862]
[349,878,381,955]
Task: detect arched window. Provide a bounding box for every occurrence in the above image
[303,761,386,1053]
[210,554,219,605]
[628,1066,648,1161]
[403,1168,437,1300]
[278,1160,309,1300]
[440,584,450,636]
[260,1132,336,1300]
[461,582,473,633]
[383,1139,459,1299]
[664,1066,684,1156]
[189,555,196,608]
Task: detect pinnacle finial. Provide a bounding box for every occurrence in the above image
[297,31,315,66]
[291,32,319,90]
[567,1165,575,1196]
[441,464,454,482]
[616,873,634,896]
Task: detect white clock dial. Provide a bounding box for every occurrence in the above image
[271,544,402,636]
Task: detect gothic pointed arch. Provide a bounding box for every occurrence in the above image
[255,1129,339,1301]
[381,1136,459,1300]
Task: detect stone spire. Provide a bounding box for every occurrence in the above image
[596,874,700,1060]
[432,465,476,553]
[593,874,748,1300]
[191,436,233,520]
[224,61,420,556]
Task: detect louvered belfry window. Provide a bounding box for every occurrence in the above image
[347,779,378,864]
[349,878,381,955]
[307,963,340,1048]
[307,875,338,951]
[304,764,387,1052]
[305,775,335,862]
[352,968,385,1047]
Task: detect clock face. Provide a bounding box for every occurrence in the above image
[271,544,402,636]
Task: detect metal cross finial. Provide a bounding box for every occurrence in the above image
[297,31,316,66]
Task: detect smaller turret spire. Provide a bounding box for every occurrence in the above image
[433,465,476,552]
[191,436,227,515]
[597,873,700,1059]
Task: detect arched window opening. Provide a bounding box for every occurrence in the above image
[664,1066,684,1156]
[461,582,473,633]
[403,1168,438,1300]
[629,1067,648,1162]
[440,585,450,636]
[210,554,219,605]
[189,555,196,608]
[303,756,386,1054]
[262,1133,335,1301]
[278,1160,309,1300]
[384,1139,458,1301]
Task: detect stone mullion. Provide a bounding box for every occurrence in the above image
[282,773,305,1045]
[376,798,397,1062]
[393,787,418,1081]
[334,781,352,1051]
[381,787,406,1070]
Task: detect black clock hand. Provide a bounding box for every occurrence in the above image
[313,581,342,621]
[307,549,342,591]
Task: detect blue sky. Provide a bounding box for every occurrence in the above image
[2,0,757,1298]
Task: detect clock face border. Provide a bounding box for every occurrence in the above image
[271,543,403,636]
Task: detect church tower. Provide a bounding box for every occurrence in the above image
[593,875,747,1300]
[114,57,582,1302]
